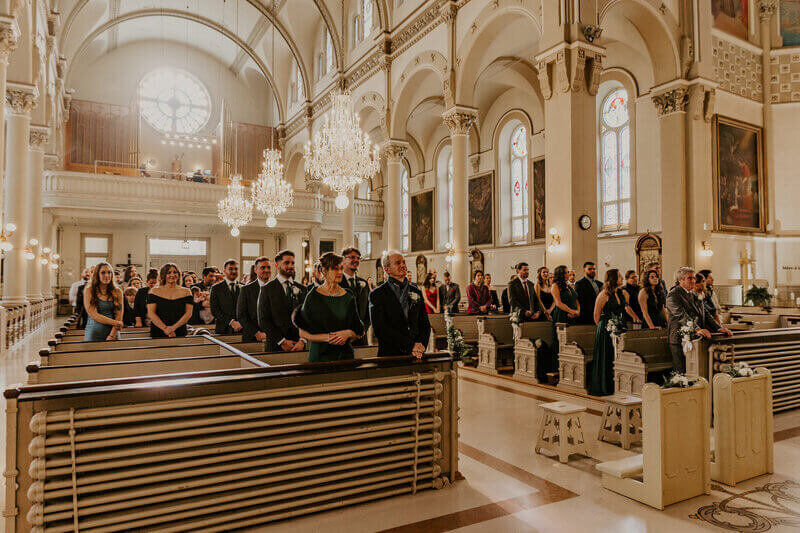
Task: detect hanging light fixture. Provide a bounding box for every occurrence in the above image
[23,247,35,260]
[218,174,253,236]
[252,149,293,228]
[180,225,191,249]
[0,222,15,252]
[303,89,380,209]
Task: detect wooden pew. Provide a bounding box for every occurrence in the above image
[512,321,556,384]
[614,329,672,396]
[555,324,596,395]
[39,341,268,366]
[427,313,447,352]
[476,316,515,374]
[49,334,243,351]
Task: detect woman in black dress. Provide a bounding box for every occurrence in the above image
[535,266,555,320]
[638,269,668,329]
[147,263,194,338]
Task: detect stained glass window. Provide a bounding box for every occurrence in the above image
[447,154,454,244]
[139,69,210,134]
[401,165,410,252]
[599,88,631,231]
[510,125,529,241]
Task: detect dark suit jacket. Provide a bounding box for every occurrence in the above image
[236,280,265,342]
[210,280,241,335]
[133,286,150,324]
[501,288,510,314]
[258,277,307,351]
[369,281,431,357]
[508,277,538,318]
[666,285,720,345]
[438,282,461,314]
[75,281,88,328]
[339,275,370,328]
[575,277,603,324]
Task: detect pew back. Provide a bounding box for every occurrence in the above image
[51,334,242,351]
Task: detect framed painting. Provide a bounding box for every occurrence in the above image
[468,172,493,246]
[711,0,749,40]
[533,158,546,239]
[780,0,800,46]
[712,116,765,233]
[410,190,434,252]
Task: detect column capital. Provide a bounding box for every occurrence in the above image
[29,125,50,150]
[758,1,778,23]
[6,82,38,115]
[381,139,409,163]
[686,79,718,122]
[651,80,690,117]
[534,41,605,99]
[438,2,457,25]
[0,16,19,62]
[442,106,477,135]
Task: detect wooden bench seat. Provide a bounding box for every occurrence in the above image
[476,316,515,374]
[596,454,643,479]
[614,329,672,396]
[512,321,555,384]
[556,324,596,394]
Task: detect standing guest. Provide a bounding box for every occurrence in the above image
[467,270,496,314]
[484,274,501,310]
[535,266,555,320]
[69,268,91,308]
[308,262,324,289]
[422,273,440,313]
[638,269,668,329]
[237,256,271,342]
[147,263,194,338]
[340,247,371,346]
[192,287,214,325]
[210,259,243,334]
[191,267,216,324]
[114,270,123,286]
[74,266,95,329]
[622,270,642,323]
[123,286,138,327]
[575,261,603,324]
[501,275,516,314]
[646,261,668,294]
[122,265,138,285]
[258,250,308,352]
[295,253,365,362]
[549,266,580,378]
[589,269,641,396]
[508,263,540,321]
[567,269,577,287]
[439,271,461,315]
[429,268,439,286]
[369,251,430,359]
[83,262,124,341]
[129,277,143,290]
[698,269,721,323]
[406,271,415,285]
[134,268,159,327]
[666,267,732,373]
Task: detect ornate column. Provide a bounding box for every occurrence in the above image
[2,83,37,305]
[27,126,49,301]
[686,80,717,270]
[342,189,355,249]
[442,106,477,291]
[759,1,777,230]
[0,18,18,230]
[652,81,689,278]
[382,140,408,252]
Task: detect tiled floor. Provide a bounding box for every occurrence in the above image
[3,319,799,532]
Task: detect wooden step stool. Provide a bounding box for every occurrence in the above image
[598,395,643,450]
[534,401,590,463]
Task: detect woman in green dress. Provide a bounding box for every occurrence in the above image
[294,252,365,362]
[549,265,581,379]
[588,269,641,396]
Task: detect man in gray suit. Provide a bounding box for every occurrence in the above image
[666,266,732,373]
[438,271,461,314]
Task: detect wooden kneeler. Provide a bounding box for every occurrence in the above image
[596,380,711,510]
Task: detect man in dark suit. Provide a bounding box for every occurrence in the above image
[134,268,159,327]
[508,262,541,321]
[340,247,370,346]
[575,261,603,324]
[191,267,217,325]
[257,250,307,352]
[236,256,271,342]
[210,259,243,335]
[438,271,461,315]
[666,266,732,373]
[369,251,431,358]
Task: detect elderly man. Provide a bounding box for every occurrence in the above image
[666,266,732,373]
[369,251,431,359]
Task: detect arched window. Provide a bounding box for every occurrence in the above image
[289,62,303,105]
[352,15,361,46]
[446,154,454,244]
[401,164,410,252]
[509,125,529,241]
[139,68,211,134]
[600,88,631,232]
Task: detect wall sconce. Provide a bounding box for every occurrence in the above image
[547,227,561,253]
[29,238,39,246]
[700,241,714,258]
[23,247,35,260]
[0,222,15,252]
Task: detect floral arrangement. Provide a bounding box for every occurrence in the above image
[445,308,473,363]
[509,306,523,325]
[744,286,772,308]
[662,371,698,389]
[680,319,695,354]
[723,361,755,378]
[534,338,543,349]
[606,315,626,337]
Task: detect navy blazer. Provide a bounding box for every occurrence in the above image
[369,280,431,357]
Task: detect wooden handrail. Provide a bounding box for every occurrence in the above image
[201,334,269,368]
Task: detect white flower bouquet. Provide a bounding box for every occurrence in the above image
[680,319,696,354]
[292,286,301,295]
[409,292,420,303]
[606,315,626,337]
[534,338,543,349]
[662,371,698,389]
[723,361,755,378]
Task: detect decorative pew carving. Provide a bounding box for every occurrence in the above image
[556,324,596,395]
[476,316,515,374]
[513,321,555,384]
[613,329,672,396]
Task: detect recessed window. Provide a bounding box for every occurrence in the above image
[401,165,410,252]
[599,87,631,232]
[446,154,454,244]
[148,238,207,256]
[509,125,529,242]
[139,68,211,134]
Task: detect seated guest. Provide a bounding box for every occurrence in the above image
[237,256,271,342]
[575,261,603,324]
[698,269,721,323]
[501,275,516,314]
[83,261,124,341]
[467,270,497,314]
[639,269,668,329]
[422,273,440,313]
[484,274,501,310]
[210,259,243,335]
[295,253,365,362]
[369,251,430,359]
[438,271,461,314]
[666,267,732,373]
[535,267,555,320]
[258,250,308,352]
[147,263,194,338]
[340,247,370,346]
[508,262,540,321]
[134,268,159,327]
[622,270,642,323]
[123,265,138,285]
[123,286,138,327]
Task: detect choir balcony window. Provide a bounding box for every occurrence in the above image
[401,164,410,252]
[356,232,372,258]
[599,88,631,232]
[139,68,210,135]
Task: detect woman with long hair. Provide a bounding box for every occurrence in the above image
[122,265,138,285]
[638,269,668,329]
[535,266,555,320]
[83,261,124,341]
[588,269,641,396]
[147,263,194,338]
[422,273,440,313]
[546,265,580,381]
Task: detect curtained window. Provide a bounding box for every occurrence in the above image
[599,87,631,232]
[401,164,410,252]
[509,124,529,242]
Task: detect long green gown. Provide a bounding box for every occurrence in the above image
[588,290,626,396]
[294,288,365,362]
[550,285,579,377]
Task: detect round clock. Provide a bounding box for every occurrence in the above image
[578,215,592,230]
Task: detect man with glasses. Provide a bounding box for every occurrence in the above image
[340,247,370,346]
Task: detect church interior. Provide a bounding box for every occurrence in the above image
[1,0,800,531]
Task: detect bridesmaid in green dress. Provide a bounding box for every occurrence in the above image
[294,252,365,362]
[550,265,581,377]
[588,269,641,396]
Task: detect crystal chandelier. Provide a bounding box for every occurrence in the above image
[252,148,293,228]
[217,174,254,236]
[304,89,380,209]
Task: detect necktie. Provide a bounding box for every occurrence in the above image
[285,281,293,305]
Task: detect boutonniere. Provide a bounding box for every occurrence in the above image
[292,286,301,295]
[358,280,366,288]
[409,292,420,303]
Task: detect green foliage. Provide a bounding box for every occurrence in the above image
[744,286,772,307]
[447,323,471,361]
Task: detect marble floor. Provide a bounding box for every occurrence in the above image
[3,319,800,532]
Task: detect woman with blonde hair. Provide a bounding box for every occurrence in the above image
[147,263,194,338]
[83,261,124,341]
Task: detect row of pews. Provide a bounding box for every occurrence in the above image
[4,316,460,532]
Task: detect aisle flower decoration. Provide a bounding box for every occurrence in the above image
[445,309,472,363]
[723,361,755,378]
[606,315,626,338]
[680,319,696,354]
[662,371,698,389]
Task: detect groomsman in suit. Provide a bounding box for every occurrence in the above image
[340,247,370,346]
[258,250,307,352]
[236,256,271,342]
[575,261,603,324]
[191,267,217,324]
[210,259,243,335]
[369,251,431,358]
[134,268,159,327]
[438,271,461,314]
[666,266,732,372]
[508,262,541,321]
